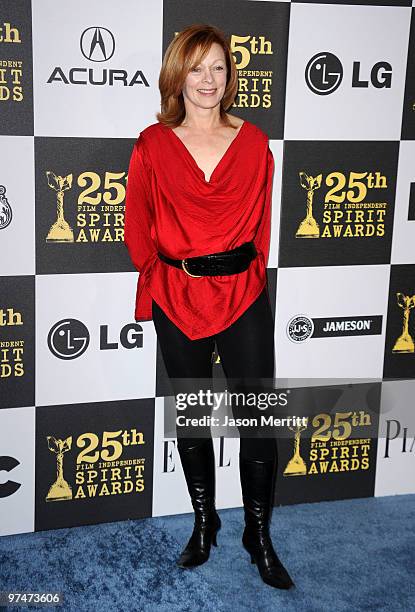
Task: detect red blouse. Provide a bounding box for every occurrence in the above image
[124,119,274,340]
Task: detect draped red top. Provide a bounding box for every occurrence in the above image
[124,119,274,340]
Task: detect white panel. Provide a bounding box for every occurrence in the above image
[284,4,411,140]
[35,272,156,405]
[0,136,35,275]
[32,0,163,137]
[0,407,35,536]
[275,264,390,379]
[375,380,415,496]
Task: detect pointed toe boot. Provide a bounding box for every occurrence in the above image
[239,455,294,589]
[177,438,221,568]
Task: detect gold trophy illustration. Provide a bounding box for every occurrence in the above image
[46,171,74,242]
[46,436,73,502]
[283,419,308,476]
[296,172,322,238]
[392,292,415,353]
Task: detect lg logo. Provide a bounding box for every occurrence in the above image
[305,52,392,95]
[48,319,143,360]
[305,52,343,95]
[48,319,90,360]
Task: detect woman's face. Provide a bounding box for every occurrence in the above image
[181,42,227,113]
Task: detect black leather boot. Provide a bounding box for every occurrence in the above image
[239,454,294,589]
[177,438,221,568]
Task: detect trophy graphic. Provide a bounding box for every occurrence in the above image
[283,419,308,476]
[46,171,74,242]
[212,350,221,364]
[392,293,415,353]
[296,172,322,238]
[46,435,73,502]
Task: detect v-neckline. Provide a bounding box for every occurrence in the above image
[167,120,247,184]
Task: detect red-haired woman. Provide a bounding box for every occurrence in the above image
[124,24,294,590]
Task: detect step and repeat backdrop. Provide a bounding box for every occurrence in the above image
[1,0,415,536]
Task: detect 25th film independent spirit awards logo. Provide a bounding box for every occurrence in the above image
[294,169,387,240]
[274,383,380,504]
[282,410,372,477]
[44,429,146,503]
[35,135,135,274]
[45,167,125,245]
[279,142,398,267]
[36,400,155,529]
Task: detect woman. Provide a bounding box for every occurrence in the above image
[124,24,294,590]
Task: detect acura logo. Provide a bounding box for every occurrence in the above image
[80,27,115,62]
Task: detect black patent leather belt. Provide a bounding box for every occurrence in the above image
[157,241,257,278]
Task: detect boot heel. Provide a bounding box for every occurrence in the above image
[243,542,256,564]
[211,514,221,547]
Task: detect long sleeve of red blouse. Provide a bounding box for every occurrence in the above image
[124,120,274,340]
[254,146,274,268]
[124,135,158,320]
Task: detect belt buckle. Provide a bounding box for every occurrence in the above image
[182,259,202,278]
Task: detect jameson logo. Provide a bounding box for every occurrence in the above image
[230,34,273,109]
[0,21,24,103]
[45,169,126,243]
[284,411,372,477]
[295,170,388,239]
[0,308,24,379]
[45,428,146,502]
[287,314,382,342]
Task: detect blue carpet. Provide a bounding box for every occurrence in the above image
[0,495,414,611]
